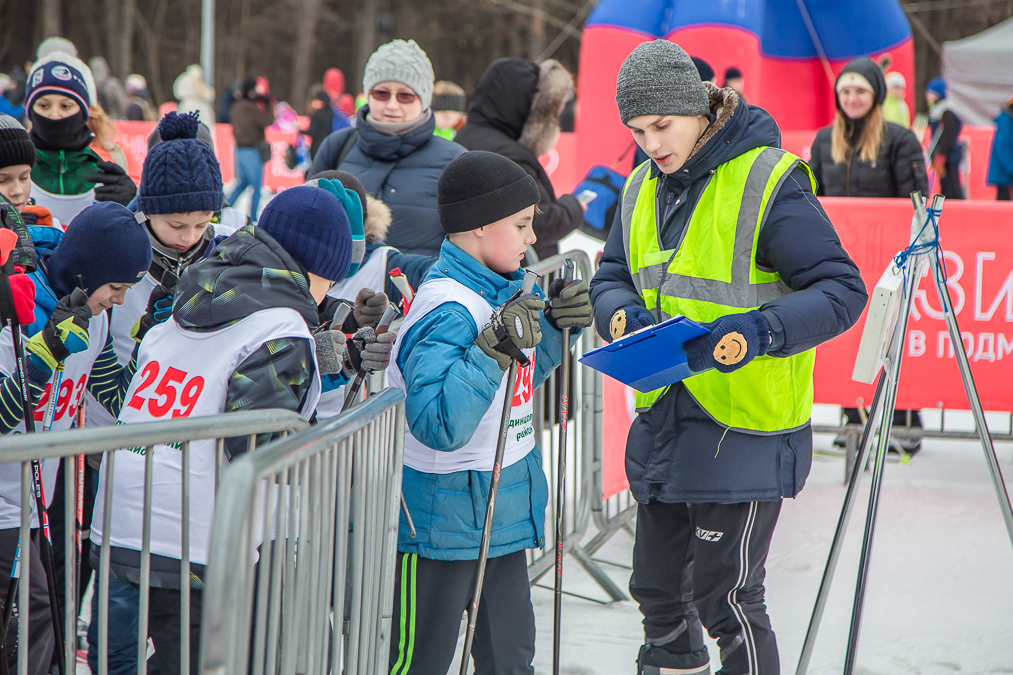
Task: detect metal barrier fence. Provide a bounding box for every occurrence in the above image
[199,387,406,675]
[813,410,1013,482]
[0,409,307,675]
[524,252,636,603]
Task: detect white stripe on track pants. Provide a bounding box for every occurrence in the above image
[630,500,782,675]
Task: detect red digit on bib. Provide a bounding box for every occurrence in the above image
[127,361,160,410]
[148,367,186,418]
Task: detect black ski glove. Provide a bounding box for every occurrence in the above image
[131,283,175,343]
[683,310,771,374]
[87,160,137,206]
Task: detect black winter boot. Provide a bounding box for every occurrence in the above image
[637,643,711,675]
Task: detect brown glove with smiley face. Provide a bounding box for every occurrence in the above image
[683,310,771,374]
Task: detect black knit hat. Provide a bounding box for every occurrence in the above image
[0,114,36,170]
[438,151,539,234]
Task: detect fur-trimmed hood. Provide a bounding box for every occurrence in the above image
[363,194,392,244]
[463,57,573,158]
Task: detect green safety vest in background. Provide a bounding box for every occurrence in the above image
[620,146,816,434]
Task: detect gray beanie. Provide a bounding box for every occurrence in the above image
[615,40,710,124]
[362,40,435,110]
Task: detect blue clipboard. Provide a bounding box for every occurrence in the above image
[579,315,710,392]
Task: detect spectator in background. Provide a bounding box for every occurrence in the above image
[323,68,355,123]
[26,50,138,224]
[0,74,26,121]
[124,74,157,121]
[173,64,216,132]
[455,58,583,260]
[723,66,744,100]
[809,56,927,454]
[809,57,926,199]
[217,79,242,124]
[987,94,1013,201]
[432,80,466,140]
[228,76,275,221]
[882,71,911,129]
[3,66,27,120]
[307,89,334,159]
[89,57,128,120]
[309,40,465,257]
[690,56,714,83]
[926,77,965,199]
[559,89,576,132]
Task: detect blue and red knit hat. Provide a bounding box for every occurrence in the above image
[26,52,96,119]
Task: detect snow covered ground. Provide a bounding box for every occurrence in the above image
[514,407,1013,675]
[232,195,1013,674]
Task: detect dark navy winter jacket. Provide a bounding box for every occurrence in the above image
[309,108,465,257]
[589,96,868,504]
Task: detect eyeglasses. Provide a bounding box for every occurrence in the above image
[369,88,418,105]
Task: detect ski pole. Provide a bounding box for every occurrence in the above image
[0,243,71,674]
[552,259,576,675]
[341,304,399,410]
[459,270,538,675]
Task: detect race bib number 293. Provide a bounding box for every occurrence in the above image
[126,361,205,418]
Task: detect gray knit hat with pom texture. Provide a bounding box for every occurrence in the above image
[616,40,710,124]
[362,40,435,109]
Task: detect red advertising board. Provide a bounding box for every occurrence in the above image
[112,121,307,191]
[601,375,634,500]
[815,197,1013,411]
[597,196,1013,498]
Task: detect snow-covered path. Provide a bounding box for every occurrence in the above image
[524,412,1013,675]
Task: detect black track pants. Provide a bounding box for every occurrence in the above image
[388,550,535,675]
[630,500,782,675]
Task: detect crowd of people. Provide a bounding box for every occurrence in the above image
[0,28,1011,675]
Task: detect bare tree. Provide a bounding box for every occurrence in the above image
[290,0,322,111]
[41,0,63,39]
[120,0,137,77]
[355,0,380,93]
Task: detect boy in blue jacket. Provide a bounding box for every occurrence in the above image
[387,151,593,675]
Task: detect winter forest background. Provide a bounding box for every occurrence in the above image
[2,0,1013,116]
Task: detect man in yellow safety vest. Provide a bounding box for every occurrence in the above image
[589,40,868,675]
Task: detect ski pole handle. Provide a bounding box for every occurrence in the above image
[329,303,351,331]
[375,304,399,336]
[521,269,538,295]
[563,258,575,284]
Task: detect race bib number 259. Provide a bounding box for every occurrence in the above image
[126,361,205,418]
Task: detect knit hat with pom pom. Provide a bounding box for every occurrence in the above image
[137,111,224,215]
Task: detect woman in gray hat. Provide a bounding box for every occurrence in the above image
[309,40,465,257]
[589,40,868,675]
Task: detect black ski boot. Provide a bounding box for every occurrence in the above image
[636,643,711,675]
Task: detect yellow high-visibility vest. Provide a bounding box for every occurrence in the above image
[621,146,816,433]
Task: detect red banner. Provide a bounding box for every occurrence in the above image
[601,375,633,500]
[112,121,307,191]
[597,197,1013,498]
[815,197,1013,411]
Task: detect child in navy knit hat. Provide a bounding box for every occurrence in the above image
[88,182,392,674]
